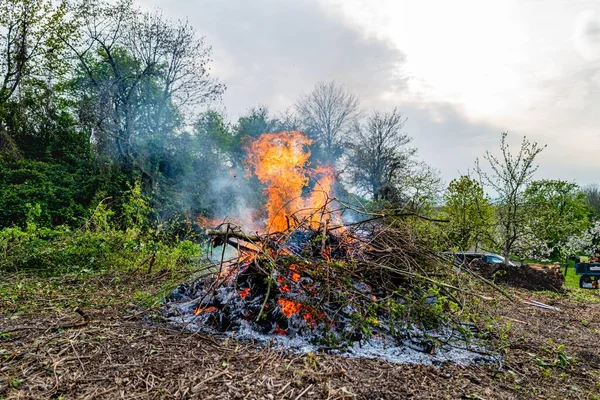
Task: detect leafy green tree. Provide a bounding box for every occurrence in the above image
[69,0,224,187]
[0,0,72,108]
[401,162,443,215]
[2,81,89,162]
[442,176,494,251]
[195,110,234,161]
[0,0,75,158]
[523,180,592,255]
[582,184,600,219]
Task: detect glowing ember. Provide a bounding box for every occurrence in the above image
[274,326,287,335]
[289,264,301,282]
[194,306,218,315]
[277,276,291,292]
[302,313,317,327]
[277,298,303,317]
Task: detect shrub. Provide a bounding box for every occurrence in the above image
[0,185,202,274]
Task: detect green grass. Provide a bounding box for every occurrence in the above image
[0,266,205,316]
[563,261,581,289]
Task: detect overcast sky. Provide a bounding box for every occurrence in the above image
[139,0,600,186]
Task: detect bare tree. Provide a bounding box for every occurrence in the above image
[402,162,443,213]
[345,108,416,200]
[475,132,546,261]
[296,81,360,164]
[582,184,600,217]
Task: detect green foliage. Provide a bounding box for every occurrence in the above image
[194,110,235,163]
[1,80,90,163]
[582,184,600,219]
[529,341,576,369]
[0,194,202,274]
[120,181,151,232]
[523,180,592,255]
[402,216,449,252]
[0,0,74,106]
[0,160,96,228]
[409,287,447,330]
[442,176,494,250]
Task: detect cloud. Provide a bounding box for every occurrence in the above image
[137,0,600,187]
[139,0,407,116]
[398,101,503,184]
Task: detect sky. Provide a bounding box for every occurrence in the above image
[139,0,600,186]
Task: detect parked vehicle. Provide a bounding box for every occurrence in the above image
[442,252,517,267]
[574,257,600,289]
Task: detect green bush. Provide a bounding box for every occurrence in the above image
[0,160,96,228]
[0,184,202,274]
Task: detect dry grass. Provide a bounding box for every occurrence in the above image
[1,271,600,399]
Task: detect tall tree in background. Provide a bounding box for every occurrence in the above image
[0,0,71,107]
[296,81,360,164]
[345,108,416,201]
[401,162,443,214]
[443,176,494,251]
[475,133,546,261]
[69,0,224,187]
[582,184,600,218]
[0,0,73,157]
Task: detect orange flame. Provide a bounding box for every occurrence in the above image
[245,131,336,232]
[307,166,336,228]
[303,312,318,326]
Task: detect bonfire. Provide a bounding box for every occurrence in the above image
[165,131,492,363]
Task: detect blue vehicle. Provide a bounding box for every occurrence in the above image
[574,257,600,289]
[442,252,517,267]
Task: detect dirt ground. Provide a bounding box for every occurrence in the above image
[1,272,600,399]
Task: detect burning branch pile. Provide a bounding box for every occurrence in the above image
[167,215,466,353]
[165,132,491,362]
